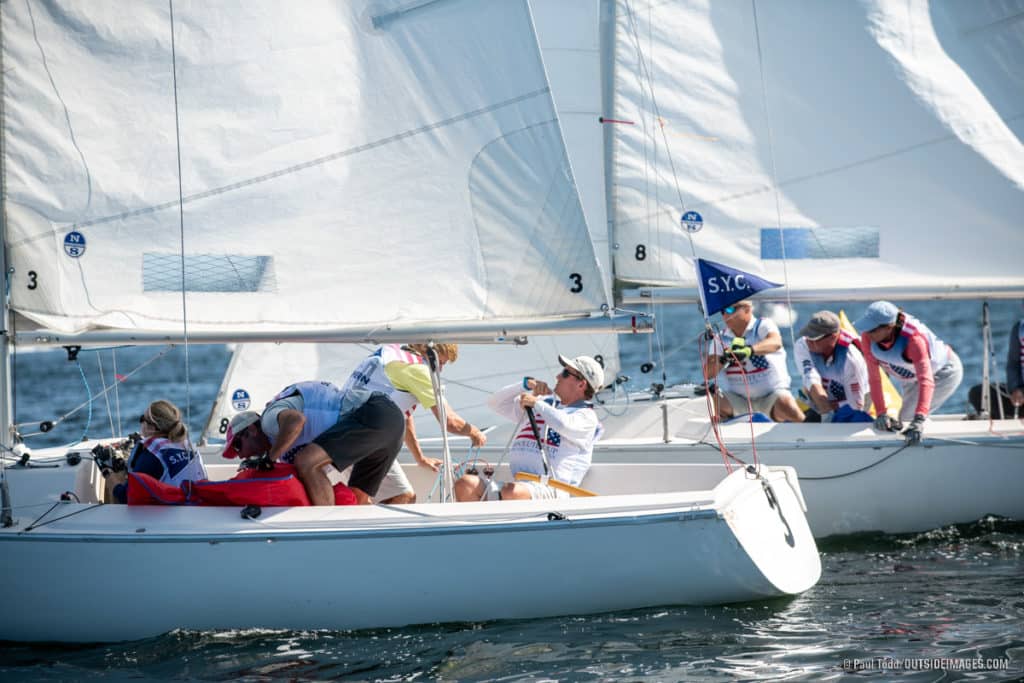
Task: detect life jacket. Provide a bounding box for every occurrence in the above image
[341,345,425,415]
[126,463,357,506]
[128,436,207,487]
[808,330,861,404]
[870,314,950,381]
[269,381,346,461]
[719,318,790,395]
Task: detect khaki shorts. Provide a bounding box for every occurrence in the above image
[721,388,792,417]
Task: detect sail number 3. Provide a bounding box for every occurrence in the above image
[569,273,583,293]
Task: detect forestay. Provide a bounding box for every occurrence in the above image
[3,0,609,338]
[609,0,1024,300]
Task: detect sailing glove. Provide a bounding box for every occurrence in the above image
[722,338,753,363]
[873,414,902,432]
[903,413,926,445]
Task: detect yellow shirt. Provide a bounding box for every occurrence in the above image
[384,362,437,409]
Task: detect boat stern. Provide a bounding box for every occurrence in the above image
[714,465,822,597]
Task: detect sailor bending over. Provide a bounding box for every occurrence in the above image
[855,301,963,445]
[222,381,404,504]
[794,310,871,422]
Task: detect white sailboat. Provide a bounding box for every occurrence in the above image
[0,0,820,643]
[202,0,1024,539]
[600,0,1024,537]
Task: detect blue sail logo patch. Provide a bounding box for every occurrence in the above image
[680,211,703,233]
[63,231,86,258]
[231,389,252,411]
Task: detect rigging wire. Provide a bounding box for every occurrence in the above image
[112,349,123,436]
[24,502,104,532]
[621,1,694,398]
[168,0,193,432]
[96,353,115,438]
[699,331,734,473]
[620,0,697,260]
[800,443,911,480]
[72,360,93,443]
[15,347,174,439]
[750,0,798,351]
[699,327,765,471]
[596,379,631,418]
[622,1,771,471]
[474,423,520,501]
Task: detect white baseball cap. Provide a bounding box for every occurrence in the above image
[221,411,261,459]
[557,354,605,392]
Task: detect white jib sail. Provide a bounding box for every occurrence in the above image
[609,0,1024,299]
[3,0,609,337]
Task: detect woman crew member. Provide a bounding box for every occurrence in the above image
[109,399,207,502]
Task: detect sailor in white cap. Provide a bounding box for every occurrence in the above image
[453,354,604,501]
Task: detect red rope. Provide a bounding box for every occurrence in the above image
[700,326,761,469]
[698,329,733,472]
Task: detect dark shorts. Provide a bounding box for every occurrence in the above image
[313,392,405,496]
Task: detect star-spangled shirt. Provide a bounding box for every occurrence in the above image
[711,317,792,396]
[793,335,868,410]
[489,383,602,487]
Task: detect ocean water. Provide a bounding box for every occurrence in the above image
[0,523,1021,681]
[3,299,1023,681]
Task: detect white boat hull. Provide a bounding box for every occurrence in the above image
[0,459,819,642]
[589,396,1024,538]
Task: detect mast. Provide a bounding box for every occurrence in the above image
[0,230,10,454]
[0,6,14,526]
[599,0,618,303]
[0,220,11,528]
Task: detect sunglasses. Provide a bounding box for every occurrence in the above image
[723,305,737,315]
[139,414,157,427]
[560,368,584,381]
[231,426,249,452]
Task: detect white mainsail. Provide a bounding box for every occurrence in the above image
[3,0,610,340]
[200,0,627,443]
[610,0,1024,301]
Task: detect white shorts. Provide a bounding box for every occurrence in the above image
[480,477,568,501]
[339,459,414,502]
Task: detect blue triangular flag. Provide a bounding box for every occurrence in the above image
[695,258,782,317]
